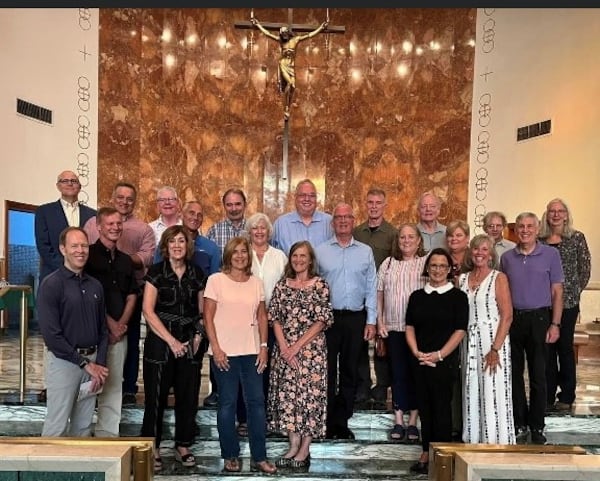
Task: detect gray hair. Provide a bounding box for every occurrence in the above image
[156,185,178,200]
[483,211,508,228]
[515,212,539,226]
[246,212,274,240]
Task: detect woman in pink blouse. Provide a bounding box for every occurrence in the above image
[203,236,277,474]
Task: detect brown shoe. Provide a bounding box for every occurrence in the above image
[251,460,277,474]
[554,401,572,411]
[223,457,241,472]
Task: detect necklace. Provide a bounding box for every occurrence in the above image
[469,269,489,289]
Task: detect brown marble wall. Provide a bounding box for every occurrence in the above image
[98,8,475,229]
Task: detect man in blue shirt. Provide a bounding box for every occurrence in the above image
[154,200,221,275]
[315,203,377,439]
[38,227,109,436]
[271,178,333,254]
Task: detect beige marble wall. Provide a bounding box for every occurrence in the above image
[98,8,475,229]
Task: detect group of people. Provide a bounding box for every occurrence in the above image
[34,170,591,477]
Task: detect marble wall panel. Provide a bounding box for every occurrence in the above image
[98,8,476,230]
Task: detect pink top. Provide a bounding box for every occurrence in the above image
[204,272,265,356]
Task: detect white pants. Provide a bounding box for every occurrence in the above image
[42,351,97,437]
[95,336,127,437]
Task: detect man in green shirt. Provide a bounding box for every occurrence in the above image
[352,188,398,408]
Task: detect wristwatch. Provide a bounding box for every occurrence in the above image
[79,358,90,369]
[259,342,268,349]
[551,322,561,328]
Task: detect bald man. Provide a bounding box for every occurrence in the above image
[35,170,97,281]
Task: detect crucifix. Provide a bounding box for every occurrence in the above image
[235,9,345,179]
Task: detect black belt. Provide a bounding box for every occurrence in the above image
[76,346,97,356]
[514,307,550,316]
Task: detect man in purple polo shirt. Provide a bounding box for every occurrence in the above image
[500,212,563,445]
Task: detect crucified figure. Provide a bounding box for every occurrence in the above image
[251,16,328,120]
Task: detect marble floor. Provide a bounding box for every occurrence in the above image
[2,323,600,480]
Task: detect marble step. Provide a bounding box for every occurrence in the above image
[3,404,600,480]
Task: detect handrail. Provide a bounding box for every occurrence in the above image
[0,285,32,403]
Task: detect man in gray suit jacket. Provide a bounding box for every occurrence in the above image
[35,170,97,281]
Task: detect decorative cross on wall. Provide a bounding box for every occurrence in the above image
[235,9,345,179]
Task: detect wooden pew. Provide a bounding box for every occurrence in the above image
[429,442,588,481]
[0,437,154,481]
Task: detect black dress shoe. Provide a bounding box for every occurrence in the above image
[203,391,218,407]
[122,393,137,406]
[336,427,355,440]
[409,461,429,475]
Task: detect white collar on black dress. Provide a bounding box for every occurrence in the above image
[424,282,453,294]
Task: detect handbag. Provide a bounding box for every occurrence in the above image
[374,335,387,358]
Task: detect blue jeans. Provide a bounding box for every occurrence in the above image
[212,355,266,462]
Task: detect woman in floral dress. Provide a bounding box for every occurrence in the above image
[267,240,334,469]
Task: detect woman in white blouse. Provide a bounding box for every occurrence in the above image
[246,212,287,424]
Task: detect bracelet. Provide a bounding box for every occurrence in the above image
[551,322,561,328]
[491,346,500,353]
[437,350,443,362]
[259,342,268,349]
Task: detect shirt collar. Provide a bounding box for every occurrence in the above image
[424,281,453,294]
[60,198,79,208]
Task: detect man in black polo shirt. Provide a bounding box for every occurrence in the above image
[38,227,109,437]
[86,207,138,437]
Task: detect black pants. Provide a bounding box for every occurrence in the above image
[510,308,550,431]
[414,356,455,453]
[356,340,391,402]
[141,331,200,448]
[547,305,579,405]
[326,309,366,430]
[355,340,373,401]
[123,293,143,394]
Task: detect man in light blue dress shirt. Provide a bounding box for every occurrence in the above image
[271,179,333,254]
[315,202,377,439]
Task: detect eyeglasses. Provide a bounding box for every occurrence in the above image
[428,264,450,270]
[333,214,354,221]
[157,197,177,203]
[57,179,80,185]
[548,209,566,215]
[485,223,504,229]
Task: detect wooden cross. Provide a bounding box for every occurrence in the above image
[235,9,345,179]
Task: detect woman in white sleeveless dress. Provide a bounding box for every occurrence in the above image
[458,234,516,444]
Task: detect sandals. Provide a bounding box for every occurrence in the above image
[289,453,311,469]
[224,457,241,472]
[407,424,420,442]
[251,460,277,474]
[389,424,406,441]
[174,448,196,467]
[276,456,293,467]
[237,422,248,437]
